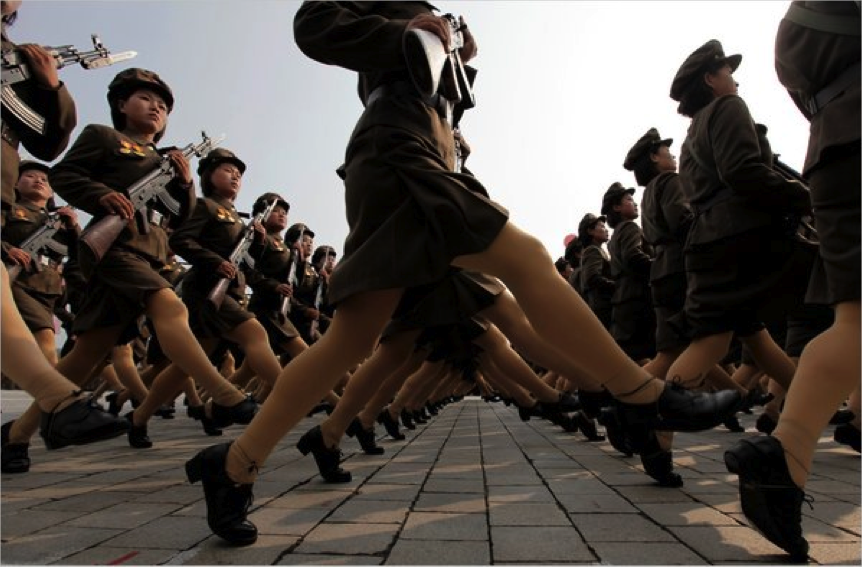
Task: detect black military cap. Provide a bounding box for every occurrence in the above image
[311,245,337,265]
[197,148,247,177]
[601,182,636,216]
[623,128,673,171]
[252,192,290,216]
[670,40,741,102]
[17,160,51,177]
[577,213,607,244]
[107,68,174,111]
[285,223,315,245]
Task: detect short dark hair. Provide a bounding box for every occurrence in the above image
[554,257,569,276]
[563,238,582,265]
[676,61,725,118]
[632,149,660,186]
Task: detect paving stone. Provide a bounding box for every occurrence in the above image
[486,485,555,503]
[807,542,862,565]
[414,492,487,513]
[55,546,180,566]
[1,526,121,565]
[556,492,638,513]
[277,553,383,565]
[488,502,570,526]
[293,523,398,555]
[546,477,615,495]
[252,506,330,535]
[400,512,487,541]
[613,485,697,504]
[422,477,484,494]
[99,515,212,549]
[802,500,861,534]
[638,502,739,526]
[590,542,707,565]
[66,502,180,529]
[267,490,353,509]
[385,540,489,565]
[568,513,675,542]
[352,483,422,502]
[491,526,595,563]
[176,534,291,565]
[668,525,796,562]
[327,499,410,524]
[1,509,88,538]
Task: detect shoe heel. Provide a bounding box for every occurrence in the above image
[724,439,758,476]
[296,433,311,456]
[185,454,203,484]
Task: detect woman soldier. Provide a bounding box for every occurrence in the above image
[185,3,740,545]
[284,223,320,345]
[725,1,861,560]
[577,213,614,329]
[0,0,128,475]
[308,245,337,339]
[8,69,256,455]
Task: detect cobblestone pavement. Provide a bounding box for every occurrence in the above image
[1,391,859,565]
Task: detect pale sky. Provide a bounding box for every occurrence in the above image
[15,0,808,260]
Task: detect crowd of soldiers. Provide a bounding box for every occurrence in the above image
[1,0,859,562]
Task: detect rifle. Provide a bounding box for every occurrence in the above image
[207,199,279,309]
[308,270,326,339]
[773,155,818,246]
[79,131,224,265]
[7,210,68,282]
[279,244,301,319]
[2,34,136,135]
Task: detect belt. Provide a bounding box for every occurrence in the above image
[804,61,861,116]
[1,121,18,147]
[366,81,452,123]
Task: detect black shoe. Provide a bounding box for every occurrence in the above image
[426,403,438,416]
[211,397,259,429]
[638,431,683,488]
[1,421,30,474]
[346,418,385,455]
[597,406,635,457]
[579,389,615,420]
[830,409,855,426]
[617,382,742,433]
[543,392,581,413]
[833,423,861,453]
[724,436,810,562]
[756,413,778,435]
[400,409,416,431]
[40,398,130,450]
[155,403,176,420]
[557,415,579,433]
[105,391,123,416]
[125,412,152,449]
[412,410,427,424]
[418,408,430,421]
[517,401,543,422]
[188,405,224,437]
[296,426,351,483]
[185,442,257,546]
[377,409,405,440]
[723,415,745,433]
[573,411,605,441]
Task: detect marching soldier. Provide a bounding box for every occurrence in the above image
[578,212,614,329]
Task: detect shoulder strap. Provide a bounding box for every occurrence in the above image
[784,2,860,36]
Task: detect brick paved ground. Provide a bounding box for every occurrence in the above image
[1,391,859,565]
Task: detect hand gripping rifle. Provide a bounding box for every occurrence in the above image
[7,209,68,282]
[279,241,303,320]
[308,271,326,338]
[207,199,279,309]
[80,131,224,265]
[2,34,136,136]
[773,155,819,246]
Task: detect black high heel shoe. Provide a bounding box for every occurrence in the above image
[756,413,778,434]
[724,436,810,562]
[637,430,682,488]
[616,382,741,434]
[125,412,152,449]
[833,423,861,453]
[579,389,615,420]
[597,405,635,457]
[185,442,257,546]
[188,405,224,437]
[211,396,259,429]
[1,421,30,474]
[296,426,352,483]
[40,396,129,450]
[573,411,605,442]
[105,391,123,416]
[377,409,406,440]
[346,418,385,455]
[400,409,416,431]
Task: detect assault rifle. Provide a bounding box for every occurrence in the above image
[207,199,279,309]
[7,210,67,282]
[279,243,301,320]
[80,131,224,265]
[308,271,327,339]
[2,34,136,135]
[773,155,818,246]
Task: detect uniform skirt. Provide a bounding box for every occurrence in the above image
[11,285,58,332]
[181,271,255,339]
[804,144,860,305]
[328,123,509,306]
[650,272,689,353]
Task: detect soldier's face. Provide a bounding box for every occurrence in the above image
[16,169,52,203]
[301,235,314,256]
[589,221,609,243]
[651,145,677,173]
[118,89,168,136]
[706,64,738,98]
[265,205,289,232]
[210,163,243,200]
[615,194,639,220]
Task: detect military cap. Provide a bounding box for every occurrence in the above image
[107,68,174,111]
[670,40,741,102]
[252,192,290,217]
[577,213,607,245]
[196,148,247,177]
[285,223,315,246]
[311,245,337,265]
[601,182,636,216]
[623,128,673,171]
[17,160,51,177]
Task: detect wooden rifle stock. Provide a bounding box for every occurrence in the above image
[78,214,127,266]
[7,263,22,282]
[207,277,231,309]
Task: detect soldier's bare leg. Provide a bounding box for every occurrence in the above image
[31,329,58,366]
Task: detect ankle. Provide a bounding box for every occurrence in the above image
[610,375,664,405]
[212,390,246,408]
[226,441,259,485]
[319,423,341,449]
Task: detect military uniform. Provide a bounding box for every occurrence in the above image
[50,123,194,339]
[294,2,508,306]
[1,200,77,331]
[669,40,812,339]
[579,244,614,330]
[775,1,860,305]
[246,232,303,349]
[604,184,656,361]
[289,253,322,344]
[0,28,76,209]
[169,195,261,338]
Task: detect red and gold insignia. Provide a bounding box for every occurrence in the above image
[119,139,148,157]
[13,208,27,219]
[216,207,235,222]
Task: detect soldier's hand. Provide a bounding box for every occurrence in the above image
[99,192,134,219]
[7,247,31,267]
[56,206,77,228]
[215,261,237,279]
[788,180,812,215]
[167,150,193,186]
[454,128,472,159]
[304,307,320,320]
[18,44,60,89]
[275,283,293,297]
[407,13,452,51]
[457,16,477,62]
[252,220,266,242]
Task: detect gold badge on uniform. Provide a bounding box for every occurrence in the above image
[119,140,147,157]
[13,208,27,219]
[216,207,235,222]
